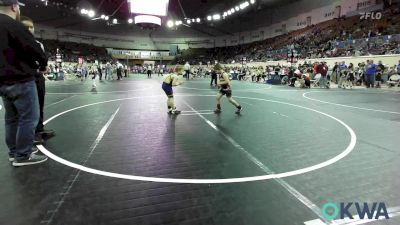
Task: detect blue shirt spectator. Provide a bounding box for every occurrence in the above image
[339,62,347,71]
[366,63,377,75]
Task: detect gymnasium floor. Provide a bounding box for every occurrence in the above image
[0,75,399,225]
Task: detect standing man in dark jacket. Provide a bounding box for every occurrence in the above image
[0,0,48,166]
[210,69,217,87]
[20,16,55,142]
[376,61,385,88]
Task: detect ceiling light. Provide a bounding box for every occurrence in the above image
[235,6,240,11]
[105,16,109,20]
[240,2,250,9]
[186,19,191,24]
[100,15,105,19]
[207,16,212,21]
[213,14,221,20]
[88,10,95,18]
[134,15,162,26]
[250,0,255,4]
[196,18,201,23]
[113,18,118,24]
[167,20,174,27]
[80,9,87,14]
[128,18,133,24]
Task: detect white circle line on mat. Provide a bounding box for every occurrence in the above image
[303,92,400,115]
[38,94,357,184]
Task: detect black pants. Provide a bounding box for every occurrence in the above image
[305,79,311,88]
[36,77,45,132]
[238,75,245,80]
[98,69,102,81]
[124,70,128,77]
[211,75,217,86]
[117,69,122,80]
[185,70,190,80]
[147,70,152,78]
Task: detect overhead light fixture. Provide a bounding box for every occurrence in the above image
[100,15,105,19]
[196,18,201,23]
[240,2,250,9]
[105,16,109,21]
[134,15,161,26]
[213,14,221,20]
[235,6,240,11]
[88,10,95,18]
[207,16,212,21]
[129,0,169,17]
[186,19,191,24]
[250,0,255,4]
[128,18,133,24]
[113,18,118,24]
[167,20,174,27]
[80,9,87,14]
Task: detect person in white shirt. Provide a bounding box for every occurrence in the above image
[147,64,153,78]
[184,62,191,80]
[91,64,98,88]
[117,62,123,80]
[105,62,112,80]
[124,65,128,78]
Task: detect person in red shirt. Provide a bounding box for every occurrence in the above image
[316,62,329,88]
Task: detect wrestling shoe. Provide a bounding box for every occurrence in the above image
[214,109,222,114]
[172,110,181,115]
[235,106,243,115]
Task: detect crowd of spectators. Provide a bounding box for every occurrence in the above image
[39,39,113,63]
[201,59,400,89]
[177,6,400,65]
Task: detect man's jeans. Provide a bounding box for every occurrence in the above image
[319,75,329,88]
[0,80,39,160]
[365,74,375,88]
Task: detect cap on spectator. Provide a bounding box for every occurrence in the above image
[0,0,25,6]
